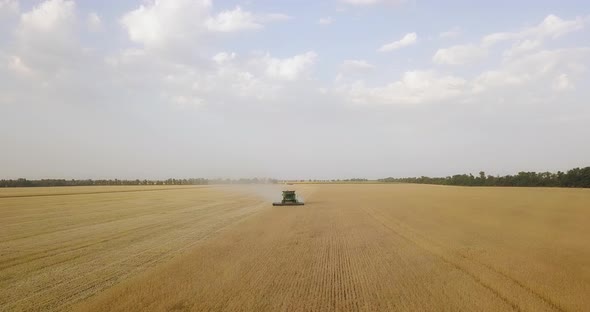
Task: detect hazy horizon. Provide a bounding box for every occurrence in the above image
[1,0,590,180]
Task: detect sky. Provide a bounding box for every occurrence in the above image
[1,0,589,180]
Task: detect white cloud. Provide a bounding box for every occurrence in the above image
[434,15,584,66]
[318,17,334,25]
[553,73,573,91]
[15,0,79,75]
[212,51,236,64]
[536,14,585,37]
[206,8,290,32]
[87,12,102,32]
[378,32,417,52]
[104,48,319,110]
[339,70,467,105]
[121,0,211,47]
[439,27,461,39]
[473,48,590,93]
[482,14,584,47]
[19,0,75,33]
[340,46,590,106]
[263,51,318,80]
[341,59,374,71]
[107,1,304,110]
[222,69,278,99]
[121,1,288,47]
[433,44,488,65]
[503,39,542,58]
[205,6,262,32]
[1,2,590,179]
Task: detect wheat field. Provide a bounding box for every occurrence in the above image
[0,186,267,311]
[2,184,589,311]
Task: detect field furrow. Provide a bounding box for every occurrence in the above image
[3,184,590,311]
[0,186,266,311]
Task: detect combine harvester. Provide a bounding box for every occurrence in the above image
[273,190,304,206]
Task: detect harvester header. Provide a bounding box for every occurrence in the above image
[273,190,304,206]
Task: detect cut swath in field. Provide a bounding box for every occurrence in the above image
[0,186,267,312]
[77,184,590,312]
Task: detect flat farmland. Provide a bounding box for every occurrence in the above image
[79,184,590,312]
[0,186,268,311]
[2,184,590,311]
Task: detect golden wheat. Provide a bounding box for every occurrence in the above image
[0,186,266,311]
[3,184,589,311]
[77,184,590,312]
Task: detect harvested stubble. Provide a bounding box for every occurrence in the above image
[77,184,590,312]
[0,186,266,311]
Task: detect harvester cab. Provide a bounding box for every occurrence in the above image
[273,190,304,206]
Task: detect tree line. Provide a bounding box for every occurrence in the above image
[4,168,590,188]
[379,166,590,188]
[0,178,278,188]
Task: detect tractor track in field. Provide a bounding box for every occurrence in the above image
[0,193,247,242]
[0,187,269,312]
[4,184,590,312]
[0,193,246,244]
[0,186,209,199]
[3,199,259,278]
[72,184,590,312]
[1,201,226,259]
[4,202,266,312]
[359,205,563,312]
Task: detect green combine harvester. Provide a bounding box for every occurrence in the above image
[273,190,304,206]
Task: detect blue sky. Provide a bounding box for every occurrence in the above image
[1,0,589,179]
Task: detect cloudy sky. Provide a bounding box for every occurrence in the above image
[1,0,589,180]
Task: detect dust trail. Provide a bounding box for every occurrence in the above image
[221,184,285,203]
[219,183,310,204]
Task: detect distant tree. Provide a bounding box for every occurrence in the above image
[377,166,590,188]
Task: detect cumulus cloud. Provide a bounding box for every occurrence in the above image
[341,59,375,71]
[434,14,584,66]
[206,9,290,32]
[19,0,75,34]
[120,0,211,47]
[15,0,80,75]
[5,5,587,112]
[439,27,461,39]
[340,44,590,106]
[205,6,262,32]
[102,1,309,111]
[433,44,488,65]
[262,51,318,81]
[120,1,289,48]
[473,48,590,93]
[378,32,417,52]
[173,51,317,103]
[503,39,542,58]
[212,51,236,64]
[482,14,584,47]
[338,71,467,105]
[339,46,589,106]
[1,2,589,179]
[104,47,320,110]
